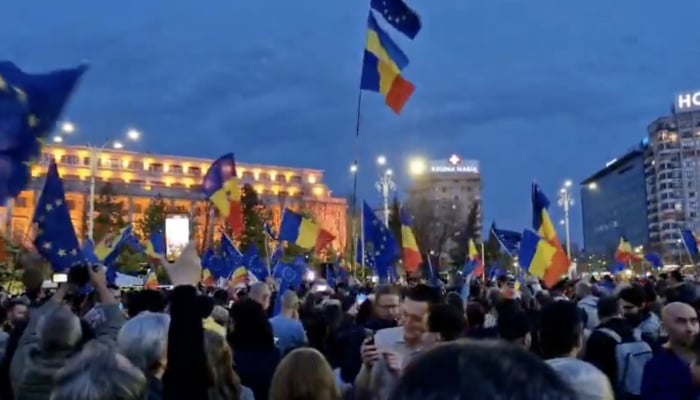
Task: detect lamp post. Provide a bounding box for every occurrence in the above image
[53,122,141,240]
[558,179,574,258]
[375,155,396,226]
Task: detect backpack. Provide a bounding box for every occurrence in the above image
[597,327,653,396]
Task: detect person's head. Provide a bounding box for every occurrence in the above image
[539,301,583,359]
[269,348,340,400]
[203,329,242,400]
[444,292,464,314]
[117,311,170,379]
[248,283,271,311]
[229,299,274,348]
[51,348,147,400]
[575,281,592,299]
[427,304,464,342]
[210,305,229,328]
[486,288,503,311]
[618,286,645,323]
[497,311,531,349]
[662,302,699,348]
[597,295,621,322]
[38,305,82,351]
[389,340,576,400]
[670,269,684,285]
[466,302,486,329]
[401,284,440,345]
[7,298,28,325]
[126,289,167,318]
[280,290,301,318]
[373,285,401,322]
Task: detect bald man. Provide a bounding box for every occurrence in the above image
[641,302,700,399]
[249,282,271,312]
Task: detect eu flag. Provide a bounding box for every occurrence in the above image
[242,245,269,282]
[370,0,422,39]
[0,62,86,204]
[32,161,81,271]
[362,201,400,280]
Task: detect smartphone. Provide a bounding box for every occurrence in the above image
[164,214,190,260]
[364,329,375,345]
[52,273,68,283]
[314,284,329,293]
[356,293,367,305]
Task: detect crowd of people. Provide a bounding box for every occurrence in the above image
[0,244,698,399]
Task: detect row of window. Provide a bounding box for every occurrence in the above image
[46,153,308,184]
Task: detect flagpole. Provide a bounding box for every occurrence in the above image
[360,199,366,282]
[263,233,272,276]
[678,228,695,266]
[480,241,486,280]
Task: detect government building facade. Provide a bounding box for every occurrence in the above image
[1,144,348,251]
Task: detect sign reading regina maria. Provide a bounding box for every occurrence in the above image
[428,154,479,174]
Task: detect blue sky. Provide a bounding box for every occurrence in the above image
[3,0,700,246]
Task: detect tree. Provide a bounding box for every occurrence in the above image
[449,202,481,266]
[388,196,403,250]
[240,184,268,255]
[408,198,464,271]
[91,182,127,242]
[137,194,168,239]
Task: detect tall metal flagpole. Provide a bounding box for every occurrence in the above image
[480,241,486,279]
[360,199,366,281]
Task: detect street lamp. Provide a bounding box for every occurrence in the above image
[375,158,396,226]
[349,163,358,173]
[408,157,427,176]
[53,122,141,240]
[558,179,575,259]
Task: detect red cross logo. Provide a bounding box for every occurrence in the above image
[448,154,461,165]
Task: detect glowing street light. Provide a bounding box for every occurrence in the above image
[385,169,393,176]
[408,157,427,176]
[350,163,358,173]
[52,136,63,143]
[127,128,141,141]
[588,182,598,190]
[558,179,575,259]
[113,141,124,149]
[377,155,386,166]
[60,121,76,134]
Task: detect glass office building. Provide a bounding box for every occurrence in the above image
[580,148,649,255]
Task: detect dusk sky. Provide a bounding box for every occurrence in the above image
[3,0,700,246]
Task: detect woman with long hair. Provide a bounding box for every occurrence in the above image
[269,348,341,400]
[203,330,254,400]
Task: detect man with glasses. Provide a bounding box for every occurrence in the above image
[365,285,401,332]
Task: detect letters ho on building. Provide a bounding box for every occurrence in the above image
[676,91,700,112]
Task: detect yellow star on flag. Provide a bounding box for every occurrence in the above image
[57,249,66,257]
[45,203,53,211]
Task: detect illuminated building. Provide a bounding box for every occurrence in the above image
[406,154,482,262]
[0,144,348,251]
[580,146,649,255]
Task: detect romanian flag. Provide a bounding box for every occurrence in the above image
[361,12,415,114]
[94,225,132,266]
[278,208,335,250]
[399,208,421,273]
[202,269,216,287]
[202,154,243,237]
[519,230,570,288]
[230,266,248,287]
[468,239,484,277]
[615,237,641,263]
[531,183,570,287]
[144,270,159,289]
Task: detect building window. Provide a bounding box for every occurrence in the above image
[188,166,202,176]
[242,171,254,180]
[82,157,90,166]
[109,158,121,169]
[133,204,143,213]
[170,165,183,174]
[150,163,164,173]
[59,155,79,165]
[66,199,76,210]
[686,171,695,180]
[128,160,144,170]
[276,175,286,183]
[41,153,54,164]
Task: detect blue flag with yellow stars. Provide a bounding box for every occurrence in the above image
[0,62,86,205]
[32,160,81,271]
[370,0,422,39]
[362,201,400,282]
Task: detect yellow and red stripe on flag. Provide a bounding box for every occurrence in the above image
[468,239,484,277]
[399,208,421,273]
[278,208,335,250]
[519,230,570,289]
[202,154,243,237]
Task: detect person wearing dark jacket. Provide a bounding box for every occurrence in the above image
[229,298,281,400]
[583,295,635,390]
